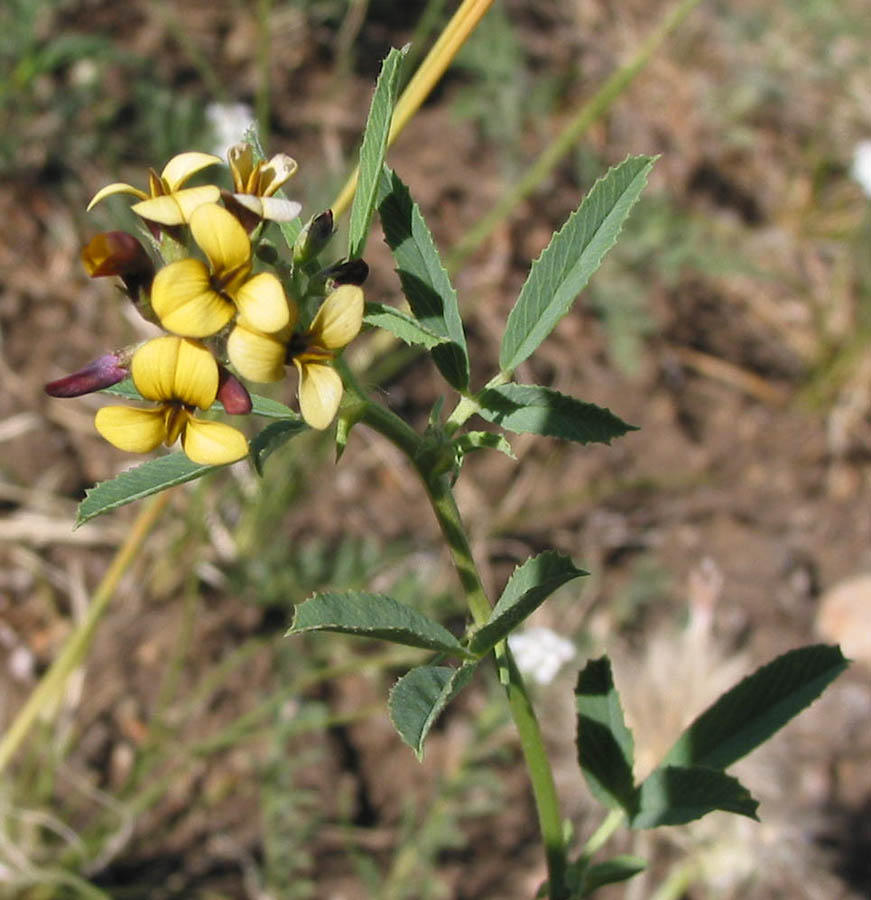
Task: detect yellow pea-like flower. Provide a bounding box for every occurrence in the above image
[87,152,221,226]
[150,203,290,338]
[226,284,364,430]
[95,336,248,466]
[225,142,302,223]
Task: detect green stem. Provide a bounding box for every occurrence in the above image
[356,394,569,898]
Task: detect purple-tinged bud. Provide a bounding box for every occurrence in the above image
[217,368,253,415]
[323,257,369,287]
[293,210,334,264]
[45,353,128,398]
[81,232,154,299]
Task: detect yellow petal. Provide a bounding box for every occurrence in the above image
[95,405,167,453]
[227,142,255,193]
[131,336,181,402]
[227,324,287,382]
[86,182,149,211]
[171,185,222,221]
[151,258,235,338]
[296,360,342,430]
[171,338,220,408]
[308,285,364,350]
[234,272,290,334]
[132,336,218,409]
[189,203,251,281]
[160,152,222,190]
[131,195,186,225]
[182,417,249,465]
[259,154,298,196]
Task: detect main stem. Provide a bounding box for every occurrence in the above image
[357,398,569,898]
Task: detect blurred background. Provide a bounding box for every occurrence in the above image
[1,0,870,897]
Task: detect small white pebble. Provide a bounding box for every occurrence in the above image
[508,627,576,685]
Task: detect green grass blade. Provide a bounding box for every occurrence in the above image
[348,46,408,259]
[499,155,655,375]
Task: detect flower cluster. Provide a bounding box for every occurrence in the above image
[46,145,366,466]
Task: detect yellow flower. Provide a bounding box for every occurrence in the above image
[95,337,248,465]
[151,203,290,338]
[87,152,221,226]
[225,142,302,222]
[227,284,364,430]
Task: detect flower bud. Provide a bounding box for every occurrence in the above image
[322,258,369,287]
[293,210,334,265]
[45,352,129,398]
[216,367,253,414]
[81,231,154,300]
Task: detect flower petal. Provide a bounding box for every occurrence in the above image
[296,360,342,430]
[95,405,167,453]
[308,285,364,350]
[131,336,218,409]
[160,152,222,190]
[151,258,235,337]
[189,203,251,281]
[86,182,148,211]
[171,338,220,408]
[131,195,185,225]
[258,196,302,222]
[227,142,255,193]
[234,272,290,334]
[182,417,248,465]
[259,154,298,196]
[227,324,287,383]
[172,185,222,221]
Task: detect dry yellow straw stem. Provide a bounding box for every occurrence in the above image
[331,0,495,218]
[0,491,173,774]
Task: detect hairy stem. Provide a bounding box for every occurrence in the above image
[357,395,569,898]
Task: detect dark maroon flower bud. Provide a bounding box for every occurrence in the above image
[81,232,154,299]
[323,257,369,286]
[216,367,253,415]
[45,352,128,398]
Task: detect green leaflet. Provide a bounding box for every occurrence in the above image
[499,155,655,374]
[377,166,470,391]
[388,663,477,760]
[348,46,408,259]
[288,591,471,657]
[476,383,636,445]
